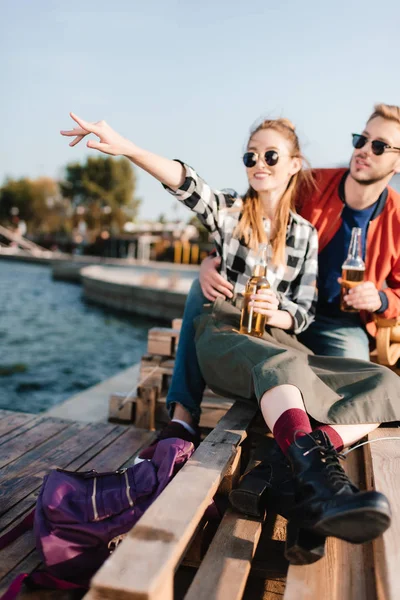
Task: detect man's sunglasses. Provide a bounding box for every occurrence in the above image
[242,150,280,168]
[352,133,400,156]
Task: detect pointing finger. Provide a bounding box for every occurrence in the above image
[70,112,100,135]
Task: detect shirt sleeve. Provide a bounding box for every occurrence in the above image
[278,226,319,334]
[162,161,236,254]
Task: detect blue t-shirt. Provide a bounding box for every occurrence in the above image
[317,202,378,316]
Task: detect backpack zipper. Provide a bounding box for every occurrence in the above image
[124,470,134,507]
[92,471,133,521]
[92,477,99,521]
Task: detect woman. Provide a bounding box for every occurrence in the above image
[61,113,398,550]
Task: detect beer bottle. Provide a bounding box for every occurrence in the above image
[340,227,365,313]
[240,243,270,337]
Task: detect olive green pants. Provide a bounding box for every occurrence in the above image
[194,299,400,425]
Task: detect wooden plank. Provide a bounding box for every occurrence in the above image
[0,422,116,517]
[284,448,376,600]
[0,551,41,597]
[86,403,256,599]
[172,318,182,331]
[147,327,180,357]
[0,411,38,440]
[135,386,157,430]
[72,427,155,473]
[0,417,71,469]
[0,528,36,579]
[184,509,262,600]
[204,402,257,446]
[365,428,400,600]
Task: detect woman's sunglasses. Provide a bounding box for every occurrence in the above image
[242,150,279,168]
[352,133,400,156]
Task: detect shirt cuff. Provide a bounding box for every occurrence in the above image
[375,291,389,314]
[161,160,192,196]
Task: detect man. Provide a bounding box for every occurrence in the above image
[140,103,400,457]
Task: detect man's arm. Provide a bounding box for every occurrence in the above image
[199,255,233,301]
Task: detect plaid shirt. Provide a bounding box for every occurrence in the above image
[164,162,318,333]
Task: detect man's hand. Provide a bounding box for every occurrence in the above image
[339,278,383,312]
[199,256,234,301]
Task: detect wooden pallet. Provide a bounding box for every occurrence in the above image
[98,320,400,600]
[108,319,233,430]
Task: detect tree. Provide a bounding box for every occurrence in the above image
[0,178,36,225]
[0,176,69,234]
[60,156,141,232]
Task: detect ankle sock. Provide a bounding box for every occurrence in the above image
[172,418,196,436]
[314,425,344,452]
[272,408,313,455]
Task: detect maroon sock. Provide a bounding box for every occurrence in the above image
[272,408,312,455]
[314,425,344,451]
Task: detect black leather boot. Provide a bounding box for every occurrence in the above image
[229,441,327,565]
[229,441,295,520]
[286,430,391,543]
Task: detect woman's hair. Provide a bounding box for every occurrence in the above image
[234,118,314,265]
[368,103,400,126]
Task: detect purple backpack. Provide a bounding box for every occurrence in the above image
[0,438,194,599]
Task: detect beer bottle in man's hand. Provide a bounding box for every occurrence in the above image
[340,227,365,313]
[240,243,270,337]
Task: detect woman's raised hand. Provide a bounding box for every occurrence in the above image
[60,113,135,157]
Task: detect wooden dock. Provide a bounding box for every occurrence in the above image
[0,409,155,598]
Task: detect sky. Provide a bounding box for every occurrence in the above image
[1,0,400,220]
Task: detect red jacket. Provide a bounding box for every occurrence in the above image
[299,168,400,337]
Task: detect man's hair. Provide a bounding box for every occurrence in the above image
[368,103,400,126]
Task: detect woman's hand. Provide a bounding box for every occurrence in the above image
[61,112,186,189]
[199,256,234,301]
[251,288,280,318]
[60,113,136,157]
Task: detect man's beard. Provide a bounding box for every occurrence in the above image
[350,165,395,186]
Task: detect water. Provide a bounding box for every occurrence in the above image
[0,261,153,413]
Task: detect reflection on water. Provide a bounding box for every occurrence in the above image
[0,261,153,413]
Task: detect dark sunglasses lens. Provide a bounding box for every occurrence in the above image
[371,141,386,155]
[265,150,279,166]
[243,152,257,168]
[352,134,366,150]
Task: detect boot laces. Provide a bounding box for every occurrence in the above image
[295,432,350,488]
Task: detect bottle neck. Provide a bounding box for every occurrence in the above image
[253,264,267,277]
[347,227,362,260]
[253,244,269,277]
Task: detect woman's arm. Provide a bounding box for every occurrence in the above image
[278,227,319,334]
[61,113,186,190]
[61,114,236,244]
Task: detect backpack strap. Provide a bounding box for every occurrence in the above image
[0,573,30,600]
[0,571,84,600]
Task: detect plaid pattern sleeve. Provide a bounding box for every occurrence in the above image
[163,162,318,334]
[277,224,318,334]
[163,161,237,256]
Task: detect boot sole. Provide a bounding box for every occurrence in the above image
[308,497,391,543]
